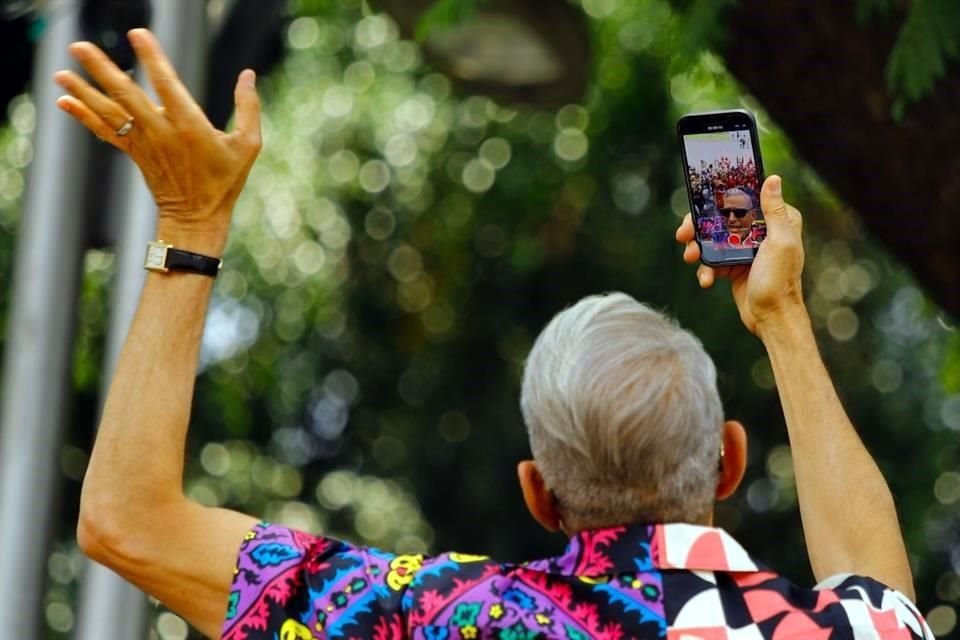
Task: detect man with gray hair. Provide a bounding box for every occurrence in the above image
[521,292,725,531]
[69,32,930,639]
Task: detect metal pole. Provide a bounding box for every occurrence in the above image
[0,0,95,637]
[73,2,208,638]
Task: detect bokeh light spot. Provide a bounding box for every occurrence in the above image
[827,306,859,341]
[751,357,776,390]
[10,98,36,135]
[359,159,392,193]
[422,302,456,335]
[746,478,779,512]
[388,245,423,282]
[156,612,189,640]
[293,241,326,275]
[354,14,392,49]
[582,0,619,19]
[941,395,960,430]
[384,134,419,167]
[398,278,433,313]
[766,446,794,482]
[926,605,956,637]
[287,17,320,50]
[611,172,650,214]
[462,158,496,193]
[322,85,354,118]
[934,472,960,504]
[48,551,77,585]
[317,472,354,509]
[395,95,436,131]
[201,443,232,477]
[479,137,512,170]
[365,207,396,240]
[45,602,73,633]
[344,61,376,92]
[555,104,589,131]
[553,128,589,162]
[384,41,420,73]
[871,360,903,394]
[329,149,360,183]
[618,19,655,53]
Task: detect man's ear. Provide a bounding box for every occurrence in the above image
[517,460,562,532]
[716,420,747,501]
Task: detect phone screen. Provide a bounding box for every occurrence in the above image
[678,110,765,266]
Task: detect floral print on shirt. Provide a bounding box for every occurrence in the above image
[221,522,932,640]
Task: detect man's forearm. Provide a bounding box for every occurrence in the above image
[758,306,914,599]
[80,232,221,535]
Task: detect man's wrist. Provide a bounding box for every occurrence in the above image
[755,302,814,349]
[155,219,230,258]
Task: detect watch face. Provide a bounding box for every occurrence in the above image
[144,242,169,271]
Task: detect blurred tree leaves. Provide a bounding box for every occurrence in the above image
[883,0,960,116]
[944,333,960,394]
[854,0,960,114]
[418,0,960,114]
[414,0,483,42]
[679,0,960,116]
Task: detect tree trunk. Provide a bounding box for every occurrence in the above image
[717,0,960,317]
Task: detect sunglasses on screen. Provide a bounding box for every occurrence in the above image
[720,207,754,218]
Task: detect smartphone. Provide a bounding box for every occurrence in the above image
[677,109,766,267]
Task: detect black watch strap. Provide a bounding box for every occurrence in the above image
[144,241,222,278]
[166,247,222,277]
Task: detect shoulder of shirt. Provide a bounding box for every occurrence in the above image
[813,573,934,639]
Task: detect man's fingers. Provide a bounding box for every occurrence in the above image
[682,241,701,264]
[760,175,788,223]
[696,264,716,288]
[56,95,130,151]
[760,174,803,244]
[231,70,262,151]
[67,42,160,124]
[695,264,745,288]
[54,71,133,132]
[127,29,207,123]
[676,213,695,243]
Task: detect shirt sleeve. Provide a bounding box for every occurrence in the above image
[221,522,424,640]
[814,573,934,640]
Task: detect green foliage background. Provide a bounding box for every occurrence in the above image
[0,0,958,637]
[680,0,960,117]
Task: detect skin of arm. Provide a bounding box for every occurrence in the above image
[57,30,263,638]
[677,176,915,600]
[77,254,258,639]
[758,304,913,599]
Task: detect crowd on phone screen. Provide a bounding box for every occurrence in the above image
[688,157,766,248]
[689,156,760,194]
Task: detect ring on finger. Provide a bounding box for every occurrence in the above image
[115,116,135,137]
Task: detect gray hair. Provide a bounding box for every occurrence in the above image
[724,187,749,199]
[520,292,724,530]
[724,187,757,208]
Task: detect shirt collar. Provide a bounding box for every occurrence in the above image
[538,522,763,576]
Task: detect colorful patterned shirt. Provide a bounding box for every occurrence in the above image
[221,522,932,639]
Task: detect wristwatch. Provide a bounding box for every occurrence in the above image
[143,241,222,278]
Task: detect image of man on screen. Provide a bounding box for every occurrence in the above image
[720,187,758,246]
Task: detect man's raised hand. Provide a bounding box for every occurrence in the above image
[675,175,806,335]
[53,28,262,254]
